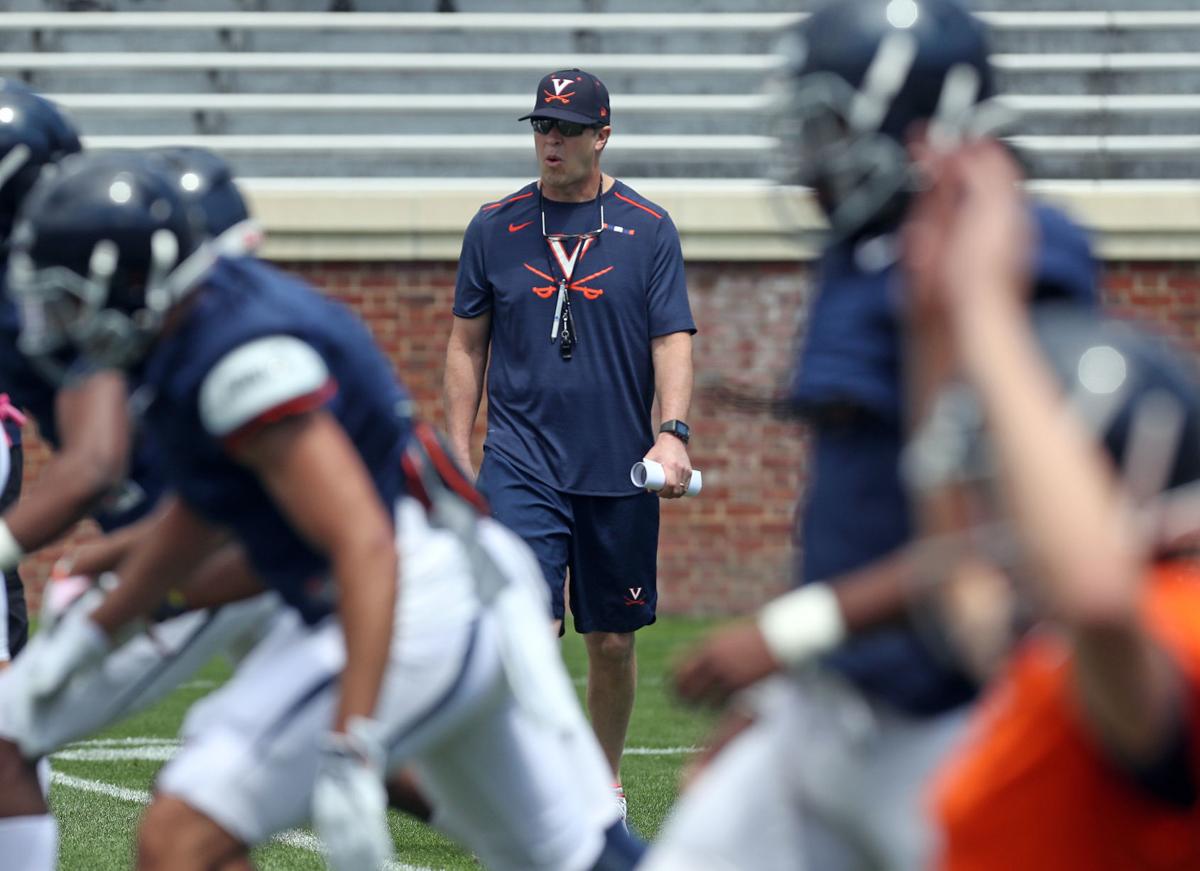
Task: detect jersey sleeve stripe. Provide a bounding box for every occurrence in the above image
[613,190,663,219]
[481,191,535,212]
[222,379,338,451]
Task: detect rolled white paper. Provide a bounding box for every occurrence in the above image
[631,459,703,496]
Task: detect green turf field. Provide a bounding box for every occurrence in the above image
[49,616,724,870]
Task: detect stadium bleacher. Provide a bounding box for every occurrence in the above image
[0,0,1194,181]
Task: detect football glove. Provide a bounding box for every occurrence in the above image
[312,715,393,871]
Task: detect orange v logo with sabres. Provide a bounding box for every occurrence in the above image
[543,76,578,104]
[524,236,612,301]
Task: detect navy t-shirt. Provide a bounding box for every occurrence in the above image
[453,180,695,495]
[136,257,411,624]
[791,203,1099,715]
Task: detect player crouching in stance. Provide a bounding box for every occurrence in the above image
[4,152,640,871]
[0,84,275,867]
[908,141,1200,870]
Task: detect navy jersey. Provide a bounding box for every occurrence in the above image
[135,257,411,623]
[0,282,163,531]
[792,203,1098,715]
[453,180,695,495]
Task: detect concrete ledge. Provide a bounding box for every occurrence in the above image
[242,179,1200,262]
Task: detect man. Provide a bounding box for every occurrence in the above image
[0,137,278,871]
[9,152,640,871]
[909,140,1200,869]
[645,2,1096,868]
[444,67,696,809]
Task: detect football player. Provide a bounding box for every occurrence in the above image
[912,138,1200,871]
[6,152,641,871]
[0,135,278,871]
[646,1,1097,868]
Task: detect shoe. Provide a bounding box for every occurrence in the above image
[614,784,627,825]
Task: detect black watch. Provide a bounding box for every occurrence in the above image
[659,419,690,445]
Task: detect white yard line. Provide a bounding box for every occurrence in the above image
[49,771,437,871]
[51,770,150,804]
[178,680,218,690]
[66,737,180,748]
[53,746,177,762]
[623,746,701,756]
[56,737,699,760]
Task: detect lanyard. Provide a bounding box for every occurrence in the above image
[546,235,596,346]
[540,181,604,360]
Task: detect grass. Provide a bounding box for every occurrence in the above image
[50,615,725,870]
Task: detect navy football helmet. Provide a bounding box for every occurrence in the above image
[774,0,1006,238]
[7,152,213,372]
[143,146,262,256]
[0,85,82,243]
[1031,308,1200,503]
[908,307,1200,524]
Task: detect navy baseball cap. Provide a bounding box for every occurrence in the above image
[519,69,611,126]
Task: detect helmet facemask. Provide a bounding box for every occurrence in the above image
[773,28,1017,240]
[9,223,215,380]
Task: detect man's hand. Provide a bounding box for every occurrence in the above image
[25,598,109,702]
[312,717,393,871]
[674,621,782,708]
[904,140,1033,338]
[7,591,111,757]
[644,432,693,499]
[449,445,477,483]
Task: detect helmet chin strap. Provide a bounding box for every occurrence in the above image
[0,143,30,192]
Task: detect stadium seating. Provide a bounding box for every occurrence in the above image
[0,1,1194,180]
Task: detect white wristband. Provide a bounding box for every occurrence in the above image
[757,583,846,667]
[0,520,24,571]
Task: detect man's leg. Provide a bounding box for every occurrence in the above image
[137,797,247,871]
[0,740,54,871]
[569,490,659,791]
[583,630,637,780]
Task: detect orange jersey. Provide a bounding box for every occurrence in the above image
[933,563,1200,870]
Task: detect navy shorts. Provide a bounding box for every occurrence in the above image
[476,449,659,634]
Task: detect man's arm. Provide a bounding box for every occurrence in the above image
[0,371,131,569]
[674,547,913,706]
[644,331,694,498]
[442,312,491,478]
[234,411,397,733]
[88,496,228,635]
[914,142,1173,765]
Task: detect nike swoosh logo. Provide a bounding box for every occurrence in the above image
[509,221,533,233]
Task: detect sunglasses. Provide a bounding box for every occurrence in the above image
[530,118,603,137]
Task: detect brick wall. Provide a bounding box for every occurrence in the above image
[17,259,1200,615]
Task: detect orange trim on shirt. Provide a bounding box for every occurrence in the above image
[222,380,338,452]
[482,191,535,212]
[613,190,662,219]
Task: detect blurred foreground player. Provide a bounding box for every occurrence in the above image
[0,141,279,871]
[910,141,1200,871]
[649,1,1096,868]
[7,153,640,871]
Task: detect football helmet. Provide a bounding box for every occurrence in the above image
[773,0,1004,238]
[0,85,82,243]
[908,307,1200,513]
[144,146,262,256]
[7,152,213,372]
